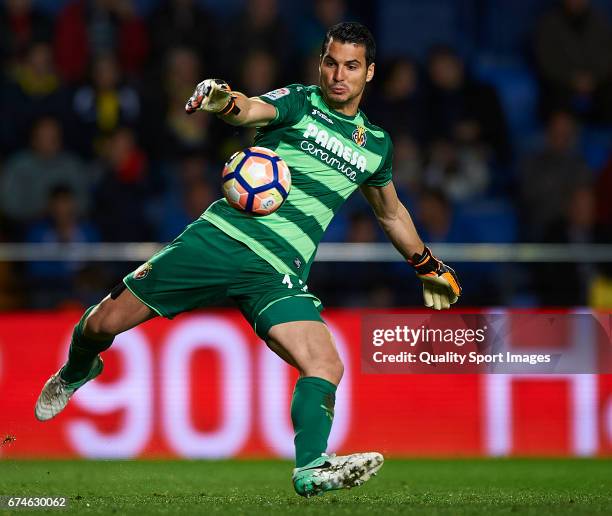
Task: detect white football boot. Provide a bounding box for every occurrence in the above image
[292,451,384,497]
[35,356,104,421]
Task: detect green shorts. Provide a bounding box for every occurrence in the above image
[123,218,324,339]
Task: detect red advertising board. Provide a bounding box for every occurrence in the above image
[1,309,611,458]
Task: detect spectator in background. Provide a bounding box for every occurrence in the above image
[519,110,591,241]
[25,185,100,308]
[169,180,214,234]
[424,45,511,163]
[225,0,290,81]
[535,0,612,122]
[54,0,149,83]
[590,155,612,308]
[313,210,393,307]
[0,0,52,67]
[346,211,394,307]
[0,117,89,227]
[147,0,218,77]
[93,127,155,241]
[595,151,612,230]
[140,47,210,159]
[391,132,422,199]
[0,260,21,309]
[0,212,22,309]
[156,154,215,242]
[535,187,597,305]
[223,49,282,153]
[416,188,474,243]
[0,42,68,151]
[423,139,489,203]
[415,189,503,305]
[297,0,347,57]
[300,50,322,87]
[241,50,279,97]
[346,210,380,243]
[70,52,140,157]
[366,57,425,142]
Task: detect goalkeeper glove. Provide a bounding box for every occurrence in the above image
[185,79,240,115]
[408,246,461,310]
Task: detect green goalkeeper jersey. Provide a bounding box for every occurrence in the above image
[202,83,393,281]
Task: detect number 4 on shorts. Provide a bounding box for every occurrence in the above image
[282,274,309,292]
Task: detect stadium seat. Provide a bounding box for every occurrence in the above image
[479,0,554,56]
[580,127,612,173]
[456,199,518,243]
[472,57,541,152]
[321,213,349,242]
[378,0,476,58]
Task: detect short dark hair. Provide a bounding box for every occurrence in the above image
[321,22,376,66]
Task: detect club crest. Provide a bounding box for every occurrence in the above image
[134,262,152,280]
[352,125,367,147]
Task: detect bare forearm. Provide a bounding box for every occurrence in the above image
[215,91,248,125]
[216,92,270,127]
[362,184,460,309]
[378,202,424,260]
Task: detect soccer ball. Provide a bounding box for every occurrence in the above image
[221,146,291,215]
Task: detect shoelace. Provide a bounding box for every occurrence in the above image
[43,375,67,403]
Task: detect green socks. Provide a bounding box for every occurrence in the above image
[60,306,114,384]
[291,376,337,467]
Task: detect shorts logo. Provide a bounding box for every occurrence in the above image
[262,87,290,100]
[134,262,152,280]
[320,392,335,421]
[352,125,367,147]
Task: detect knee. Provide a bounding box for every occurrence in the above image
[308,349,344,386]
[268,321,345,385]
[328,357,344,385]
[83,300,118,338]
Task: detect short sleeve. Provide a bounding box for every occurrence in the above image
[258,84,308,127]
[364,135,393,187]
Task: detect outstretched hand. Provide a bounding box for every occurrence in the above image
[185,79,235,114]
[409,246,461,310]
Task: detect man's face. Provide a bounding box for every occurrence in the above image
[319,38,374,107]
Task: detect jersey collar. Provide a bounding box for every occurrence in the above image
[313,87,365,124]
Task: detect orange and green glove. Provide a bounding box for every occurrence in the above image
[408,246,462,310]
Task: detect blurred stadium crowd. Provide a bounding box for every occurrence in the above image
[0,0,611,310]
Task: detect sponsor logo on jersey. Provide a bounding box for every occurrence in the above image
[302,123,367,173]
[352,125,367,147]
[262,87,290,100]
[134,262,152,280]
[311,108,334,124]
[300,141,358,181]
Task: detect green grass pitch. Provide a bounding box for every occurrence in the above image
[0,459,611,515]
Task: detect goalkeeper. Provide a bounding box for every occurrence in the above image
[36,22,461,497]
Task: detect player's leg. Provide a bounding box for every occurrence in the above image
[61,285,155,383]
[267,320,343,467]
[36,219,237,421]
[266,320,342,379]
[265,318,383,497]
[232,255,384,496]
[35,286,155,421]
